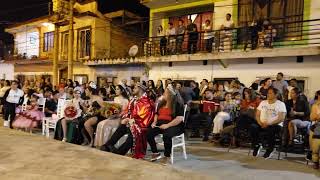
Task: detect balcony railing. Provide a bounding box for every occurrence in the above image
[140,18,320,57]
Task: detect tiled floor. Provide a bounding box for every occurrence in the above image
[0,118,320,180]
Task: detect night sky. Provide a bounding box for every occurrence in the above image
[0,0,149,43]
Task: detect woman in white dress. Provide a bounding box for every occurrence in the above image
[94,85,129,148]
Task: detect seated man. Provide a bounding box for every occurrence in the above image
[147,84,184,165]
[286,87,310,146]
[101,84,155,159]
[189,89,219,141]
[250,87,287,159]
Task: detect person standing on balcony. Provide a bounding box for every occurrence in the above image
[157,25,167,56]
[176,19,186,54]
[203,20,214,52]
[166,23,176,55]
[219,13,234,52]
[187,19,198,54]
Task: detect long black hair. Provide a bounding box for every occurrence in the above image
[117,85,129,100]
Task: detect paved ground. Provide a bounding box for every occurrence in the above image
[0,118,320,180]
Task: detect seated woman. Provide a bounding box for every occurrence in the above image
[212,92,237,138]
[286,88,310,146]
[147,84,185,165]
[309,90,320,169]
[82,87,105,147]
[94,85,129,148]
[61,90,84,142]
[237,88,261,132]
[12,94,44,131]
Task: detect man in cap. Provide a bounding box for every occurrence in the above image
[101,83,155,159]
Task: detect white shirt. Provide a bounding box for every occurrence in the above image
[257,100,287,124]
[203,24,214,39]
[166,28,176,36]
[6,89,24,104]
[223,20,234,28]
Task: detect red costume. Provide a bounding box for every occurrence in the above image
[124,93,155,159]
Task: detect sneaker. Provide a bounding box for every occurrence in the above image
[62,138,67,142]
[3,121,9,127]
[150,153,161,162]
[159,156,170,166]
[252,145,262,157]
[263,149,274,159]
[306,151,312,161]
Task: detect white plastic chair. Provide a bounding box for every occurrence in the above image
[170,104,188,164]
[43,98,67,138]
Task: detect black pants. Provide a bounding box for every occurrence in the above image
[3,102,16,129]
[160,37,167,56]
[188,36,198,54]
[147,120,184,157]
[205,38,213,52]
[103,124,133,155]
[189,112,214,138]
[250,123,281,150]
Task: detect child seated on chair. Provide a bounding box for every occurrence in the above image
[146,84,185,165]
[12,94,44,131]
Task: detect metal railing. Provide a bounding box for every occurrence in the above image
[140,18,320,57]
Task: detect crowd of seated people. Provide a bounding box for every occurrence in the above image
[1,72,320,168]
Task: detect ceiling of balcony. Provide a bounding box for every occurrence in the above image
[142,0,201,9]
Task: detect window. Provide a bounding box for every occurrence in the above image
[238,0,304,40]
[78,29,91,58]
[61,33,69,60]
[43,32,54,52]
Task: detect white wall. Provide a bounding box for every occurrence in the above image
[148,56,320,98]
[94,65,147,84]
[0,63,14,80]
[15,29,39,58]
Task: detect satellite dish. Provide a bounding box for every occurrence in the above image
[129,45,138,57]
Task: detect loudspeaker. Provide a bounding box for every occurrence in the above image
[203,60,208,65]
[258,57,264,64]
[168,62,173,67]
[297,56,303,63]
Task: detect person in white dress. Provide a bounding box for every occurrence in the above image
[94,85,130,148]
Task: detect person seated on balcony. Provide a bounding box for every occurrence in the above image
[286,87,310,147]
[157,25,167,56]
[203,19,214,52]
[166,23,176,55]
[147,84,185,165]
[219,13,234,52]
[259,78,272,100]
[189,89,219,141]
[176,19,186,54]
[94,85,129,148]
[264,24,276,48]
[309,90,320,169]
[187,19,198,54]
[100,83,155,159]
[212,92,237,140]
[250,87,286,159]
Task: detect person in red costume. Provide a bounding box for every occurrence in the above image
[101,83,155,159]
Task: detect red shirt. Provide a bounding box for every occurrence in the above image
[158,107,172,121]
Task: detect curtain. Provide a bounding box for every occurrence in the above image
[238,0,253,27]
[285,0,304,39]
